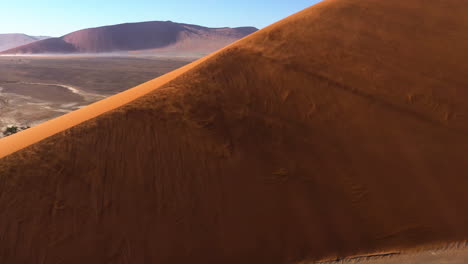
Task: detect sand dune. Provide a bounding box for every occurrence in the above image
[2,0,468,263]
[0,34,48,52]
[1,21,257,55]
[314,243,468,263]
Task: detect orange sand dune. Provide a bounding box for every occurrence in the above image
[2,0,468,263]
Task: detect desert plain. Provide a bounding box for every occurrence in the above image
[0,55,193,134]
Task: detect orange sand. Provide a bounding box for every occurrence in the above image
[2,0,468,263]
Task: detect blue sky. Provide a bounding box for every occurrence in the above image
[1,0,319,37]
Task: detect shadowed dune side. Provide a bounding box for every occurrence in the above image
[130,25,259,56]
[3,0,468,263]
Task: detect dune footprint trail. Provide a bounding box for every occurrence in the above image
[2,0,468,263]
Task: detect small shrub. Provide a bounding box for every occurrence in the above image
[2,125,30,137]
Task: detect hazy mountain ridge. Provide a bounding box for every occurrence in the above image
[0,33,50,52]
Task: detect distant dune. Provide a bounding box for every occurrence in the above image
[2,0,468,263]
[0,33,49,52]
[1,21,257,55]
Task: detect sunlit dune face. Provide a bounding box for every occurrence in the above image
[2,0,468,263]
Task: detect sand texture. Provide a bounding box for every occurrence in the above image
[1,0,468,263]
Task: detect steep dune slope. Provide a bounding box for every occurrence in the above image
[1,21,257,54]
[2,0,468,263]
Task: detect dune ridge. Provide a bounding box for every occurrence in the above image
[0,54,214,158]
[2,0,468,263]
